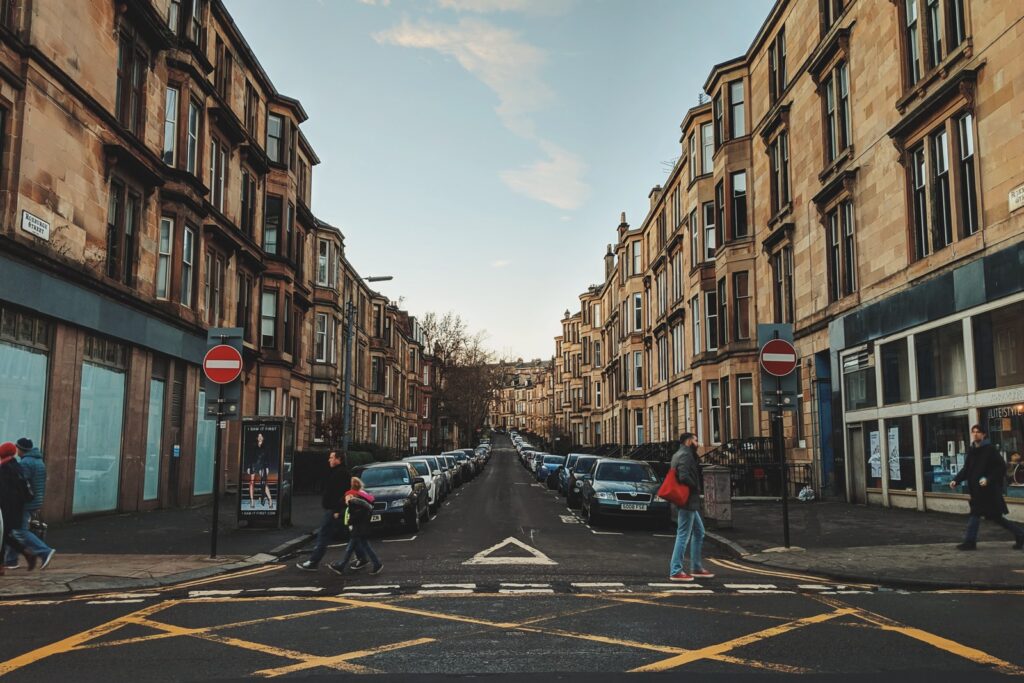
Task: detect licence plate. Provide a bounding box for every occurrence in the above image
[370,514,382,522]
[620,503,648,511]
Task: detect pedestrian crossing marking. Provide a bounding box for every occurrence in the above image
[463,537,558,566]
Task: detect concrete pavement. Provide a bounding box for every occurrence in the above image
[715,500,1024,590]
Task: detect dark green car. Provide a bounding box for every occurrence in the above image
[580,459,670,526]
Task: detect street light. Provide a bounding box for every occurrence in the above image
[341,275,394,457]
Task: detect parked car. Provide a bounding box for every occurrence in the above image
[444,450,475,481]
[418,454,451,500]
[404,457,443,513]
[566,455,600,508]
[580,459,669,526]
[442,454,462,487]
[353,462,430,533]
[558,454,582,495]
[536,454,567,488]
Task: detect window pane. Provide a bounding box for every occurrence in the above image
[73,362,125,514]
[973,300,1024,391]
[881,339,910,405]
[144,379,164,500]
[0,340,47,448]
[843,353,876,411]
[915,321,966,400]
[193,390,215,495]
[984,404,1024,501]
[921,411,969,494]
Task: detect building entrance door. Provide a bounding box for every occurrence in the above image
[847,424,866,504]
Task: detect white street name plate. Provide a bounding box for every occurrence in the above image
[21,210,50,241]
[1010,183,1024,213]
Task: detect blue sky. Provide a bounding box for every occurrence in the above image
[225,0,773,360]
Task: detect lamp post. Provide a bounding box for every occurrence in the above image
[341,275,393,457]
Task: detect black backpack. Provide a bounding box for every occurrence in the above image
[6,461,34,504]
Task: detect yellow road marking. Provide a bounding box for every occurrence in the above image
[318,595,521,628]
[155,563,285,592]
[630,608,858,672]
[584,592,793,621]
[0,600,174,676]
[714,655,812,674]
[517,625,683,654]
[709,557,874,588]
[78,606,357,650]
[253,638,434,678]
[205,632,378,675]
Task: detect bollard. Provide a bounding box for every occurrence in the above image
[702,465,732,529]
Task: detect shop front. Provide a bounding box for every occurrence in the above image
[830,243,1024,520]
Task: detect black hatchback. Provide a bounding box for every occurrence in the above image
[354,462,431,534]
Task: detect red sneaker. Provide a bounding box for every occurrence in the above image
[669,572,694,582]
[691,568,715,579]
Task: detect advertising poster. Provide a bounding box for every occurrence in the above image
[240,421,281,520]
[888,426,902,481]
[869,431,882,479]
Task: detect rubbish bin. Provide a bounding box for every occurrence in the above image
[702,465,732,529]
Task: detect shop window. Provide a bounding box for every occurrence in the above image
[863,424,883,490]
[73,361,126,514]
[881,339,911,405]
[886,416,918,493]
[843,351,876,411]
[915,321,966,400]
[193,390,215,495]
[0,307,49,447]
[984,404,1024,501]
[144,378,164,501]
[973,300,1024,391]
[921,410,969,494]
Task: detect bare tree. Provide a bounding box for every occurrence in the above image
[422,311,509,446]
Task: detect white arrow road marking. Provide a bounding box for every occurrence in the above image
[463,536,558,566]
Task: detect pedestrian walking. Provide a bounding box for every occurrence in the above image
[668,433,714,581]
[297,451,366,571]
[950,424,1024,550]
[328,477,382,577]
[0,442,37,575]
[4,439,55,570]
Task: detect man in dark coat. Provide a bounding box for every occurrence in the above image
[0,442,37,574]
[667,433,713,581]
[950,424,1024,550]
[297,451,360,571]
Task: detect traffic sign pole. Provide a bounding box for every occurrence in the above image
[202,329,244,559]
[758,326,797,549]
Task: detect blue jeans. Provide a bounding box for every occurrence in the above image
[669,509,705,576]
[5,511,51,564]
[333,535,380,572]
[964,514,1024,543]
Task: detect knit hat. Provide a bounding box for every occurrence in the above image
[15,438,33,451]
[0,442,16,460]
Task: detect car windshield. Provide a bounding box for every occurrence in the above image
[423,457,440,472]
[595,462,658,483]
[543,456,566,465]
[360,467,411,487]
[455,454,468,462]
[409,461,429,476]
[566,455,579,468]
[574,458,597,474]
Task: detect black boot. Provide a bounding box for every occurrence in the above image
[956,541,977,551]
[1014,536,1024,550]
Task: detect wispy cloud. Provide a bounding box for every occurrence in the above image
[436,0,573,15]
[374,17,588,210]
[357,0,391,5]
[491,259,512,268]
[501,141,588,211]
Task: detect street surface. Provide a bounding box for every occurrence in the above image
[1,437,1022,680]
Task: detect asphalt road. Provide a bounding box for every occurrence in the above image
[1,438,1022,680]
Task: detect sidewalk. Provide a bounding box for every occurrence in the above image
[711,499,1024,589]
[0,494,322,598]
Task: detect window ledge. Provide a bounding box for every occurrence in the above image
[896,40,974,114]
[767,204,793,230]
[818,145,855,184]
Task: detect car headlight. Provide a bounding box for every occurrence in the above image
[653,496,667,503]
[389,499,407,508]
[594,492,614,500]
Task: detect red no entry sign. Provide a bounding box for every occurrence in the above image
[203,344,243,384]
[759,338,798,377]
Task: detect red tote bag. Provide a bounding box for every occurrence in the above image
[657,468,690,507]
